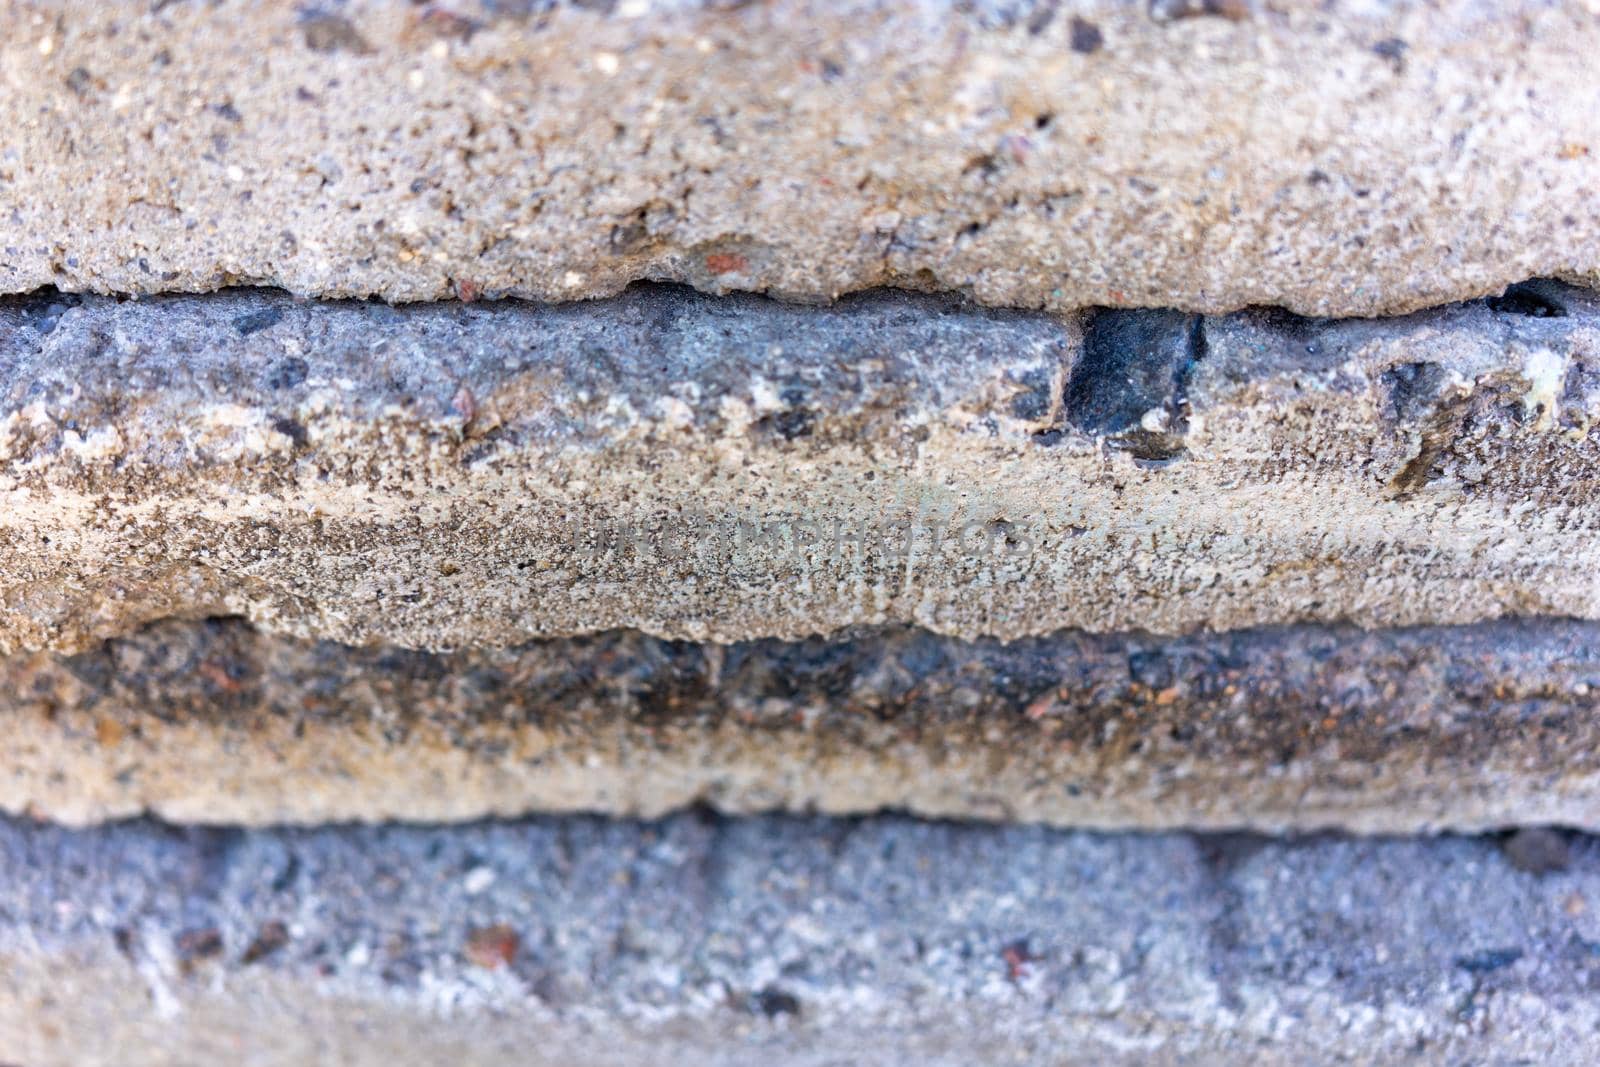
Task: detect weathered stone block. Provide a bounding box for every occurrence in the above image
[3,813,1599,1064]
[3,284,1599,652]
[6,616,1599,831]
[3,0,1599,315]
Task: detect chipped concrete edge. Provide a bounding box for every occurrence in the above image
[4,815,1600,1065]
[4,0,1600,315]
[2,280,1598,652]
[5,615,1600,832]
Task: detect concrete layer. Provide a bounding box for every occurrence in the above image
[7,616,1600,831]
[4,283,1600,652]
[5,813,1600,1065]
[3,0,1600,316]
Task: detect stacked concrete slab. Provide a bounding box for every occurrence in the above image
[4,814,1600,1066]
[6,0,1600,315]
[5,0,1600,1060]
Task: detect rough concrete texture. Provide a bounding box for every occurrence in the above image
[4,282,1600,652]
[4,813,1600,1065]
[3,0,1600,316]
[6,615,1600,832]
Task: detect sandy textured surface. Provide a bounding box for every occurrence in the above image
[2,0,1599,315]
[4,615,1599,832]
[2,282,1599,652]
[4,813,1600,1064]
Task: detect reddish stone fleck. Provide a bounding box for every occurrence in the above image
[1001,939,1035,980]
[464,924,519,970]
[705,253,749,275]
[452,384,477,426]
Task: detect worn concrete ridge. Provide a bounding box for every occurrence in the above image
[3,0,1599,315]
[4,813,1600,1064]
[3,281,1599,652]
[6,615,1600,831]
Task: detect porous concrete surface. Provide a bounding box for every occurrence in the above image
[4,813,1600,1065]
[3,0,1600,316]
[6,616,1600,831]
[4,282,1600,652]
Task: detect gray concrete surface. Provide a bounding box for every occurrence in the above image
[5,282,1600,653]
[8,4,1599,1061]
[7,616,1600,832]
[2,0,1599,316]
[3,813,1600,1064]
